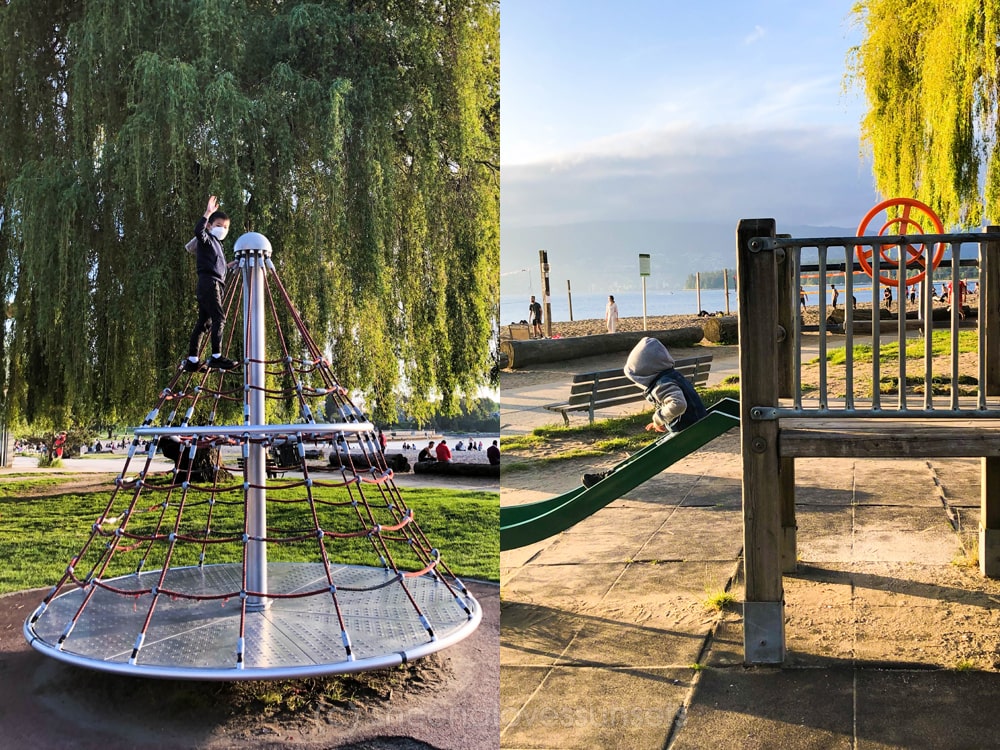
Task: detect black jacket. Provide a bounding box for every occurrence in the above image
[194,216,227,282]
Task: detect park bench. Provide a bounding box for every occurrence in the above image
[236,455,296,479]
[543,353,714,426]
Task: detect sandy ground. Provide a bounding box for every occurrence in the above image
[505,313,712,340]
[505,297,971,341]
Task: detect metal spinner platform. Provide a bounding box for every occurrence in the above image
[25,563,481,679]
[23,233,482,680]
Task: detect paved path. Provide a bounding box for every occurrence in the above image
[500,342,1000,749]
[6,454,498,491]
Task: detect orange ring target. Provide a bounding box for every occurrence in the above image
[855,197,945,287]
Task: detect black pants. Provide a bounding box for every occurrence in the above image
[188,276,225,357]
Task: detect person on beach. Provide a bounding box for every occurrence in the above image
[883,287,893,311]
[581,337,707,488]
[605,295,619,333]
[487,440,500,465]
[529,295,543,338]
[435,439,453,462]
[417,440,436,462]
[830,284,839,309]
[800,289,808,312]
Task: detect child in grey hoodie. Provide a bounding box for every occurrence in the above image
[582,337,707,487]
[623,336,707,433]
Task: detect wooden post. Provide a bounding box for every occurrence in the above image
[539,250,552,338]
[724,267,731,315]
[737,218,785,664]
[567,279,574,322]
[696,272,702,314]
[983,227,1000,576]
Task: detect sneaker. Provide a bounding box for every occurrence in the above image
[206,355,238,371]
[181,359,205,373]
[582,470,612,488]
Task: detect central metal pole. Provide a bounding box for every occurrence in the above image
[235,232,272,612]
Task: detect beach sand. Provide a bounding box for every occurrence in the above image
[501,296,974,342]
[503,313,708,339]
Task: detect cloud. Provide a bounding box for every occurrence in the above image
[744,25,767,44]
[501,124,880,229]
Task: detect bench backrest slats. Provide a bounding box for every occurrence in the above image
[569,354,713,385]
[565,383,638,406]
[545,353,715,424]
[568,356,712,395]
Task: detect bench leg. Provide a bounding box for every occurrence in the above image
[562,411,570,427]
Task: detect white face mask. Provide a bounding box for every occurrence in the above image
[209,225,228,241]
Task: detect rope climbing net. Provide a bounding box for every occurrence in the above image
[24,234,481,680]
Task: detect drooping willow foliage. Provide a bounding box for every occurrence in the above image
[847,0,1000,228]
[0,0,498,429]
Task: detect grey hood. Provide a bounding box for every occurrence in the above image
[623,337,675,388]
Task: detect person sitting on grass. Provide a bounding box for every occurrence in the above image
[582,336,707,488]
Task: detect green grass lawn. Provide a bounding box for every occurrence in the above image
[820,328,978,366]
[0,477,498,593]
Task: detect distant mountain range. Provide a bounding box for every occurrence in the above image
[500,219,859,293]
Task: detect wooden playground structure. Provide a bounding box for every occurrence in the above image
[736,205,1000,664]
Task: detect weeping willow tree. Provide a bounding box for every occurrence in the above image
[0,0,499,430]
[848,0,1000,227]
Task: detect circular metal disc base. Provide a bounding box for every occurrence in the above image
[24,563,481,680]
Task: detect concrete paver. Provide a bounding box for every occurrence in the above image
[501,342,1000,749]
[854,670,1000,748]
[502,665,690,750]
[671,667,856,750]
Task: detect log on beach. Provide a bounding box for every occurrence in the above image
[701,316,738,344]
[500,327,704,369]
[328,452,411,473]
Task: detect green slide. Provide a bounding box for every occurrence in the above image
[500,398,740,551]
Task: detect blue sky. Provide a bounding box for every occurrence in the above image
[501,1,883,231]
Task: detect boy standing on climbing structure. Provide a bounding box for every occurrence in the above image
[582,336,707,487]
[184,195,238,373]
